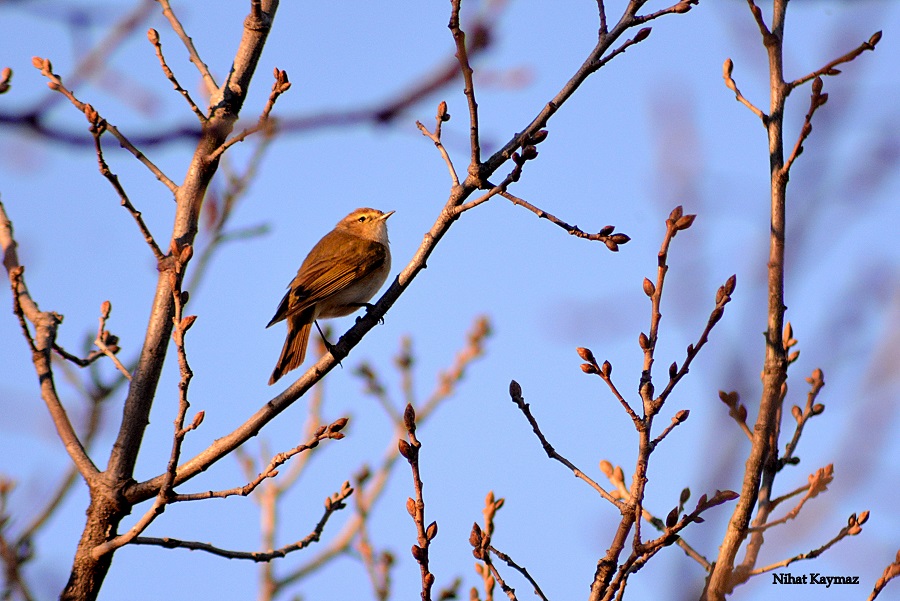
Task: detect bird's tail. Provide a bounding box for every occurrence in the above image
[269,309,314,385]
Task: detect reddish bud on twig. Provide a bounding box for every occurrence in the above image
[147,28,160,44]
[530,129,549,144]
[643,278,656,297]
[868,30,882,49]
[599,225,615,236]
[407,497,417,517]
[330,417,349,433]
[469,522,483,547]
[680,487,691,505]
[577,347,596,363]
[666,506,679,528]
[191,411,205,429]
[791,405,802,423]
[811,403,825,415]
[724,274,737,295]
[411,544,425,561]
[580,363,598,375]
[812,76,823,96]
[509,380,522,398]
[639,332,650,350]
[723,58,734,80]
[398,439,413,460]
[101,300,112,319]
[674,409,689,423]
[669,205,683,221]
[179,315,197,333]
[403,403,417,433]
[669,362,678,379]
[521,145,538,161]
[437,100,450,121]
[426,521,438,541]
[634,27,652,43]
[674,214,696,231]
[599,460,613,477]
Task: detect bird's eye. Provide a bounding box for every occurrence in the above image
[358,216,366,222]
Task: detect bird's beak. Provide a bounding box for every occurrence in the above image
[381,210,395,221]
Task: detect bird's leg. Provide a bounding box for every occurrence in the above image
[314,320,342,367]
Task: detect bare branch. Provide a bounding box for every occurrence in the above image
[147,28,206,122]
[131,482,354,561]
[1,201,99,482]
[156,0,218,95]
[788,31,882,91]
[748,510,869,576]
[32,57,178,192]
[508,381,621,506]
[722,58,766,124]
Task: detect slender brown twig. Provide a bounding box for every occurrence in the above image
[399,404,437,601]
[131,482,354,561]
[32,57,177,192]
[147,28,206,122]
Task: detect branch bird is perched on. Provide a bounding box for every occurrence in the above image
[267,208,394,384]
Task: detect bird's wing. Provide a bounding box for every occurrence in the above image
[266,232,387,327]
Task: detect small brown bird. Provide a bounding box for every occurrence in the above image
[267,208,394,385]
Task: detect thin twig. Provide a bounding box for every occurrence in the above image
[147,28,206,121]
[449,0,482,175]
[416,101,459,187]
[131,482,354,561]
[399,404,436,601]
[92,301,131,381]
[748,511,869,576]
[787,31,882,91]
[508,381,621,506]
[156,0,218,95]
[208,68,291,162]
[32,57,177,192]
[722,58,767,124]
[173,419,348,502]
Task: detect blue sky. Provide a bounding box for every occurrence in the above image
[1,1,899,600]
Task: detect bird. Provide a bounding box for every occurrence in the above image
[267,207,394,385]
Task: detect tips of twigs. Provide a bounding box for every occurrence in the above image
[577,347,596,364]
[867,30,883,49]
[272,67,291,93]
[403,403,417,433]
[147,28,160,44]
[666,506,679,528]
[634,27,652,43]
[599,460,613,478]
[438,100,450,122]
[469,522,483,550]
[723,58,734,79]
[398,439,416,462]
[426,521,438,541]
[178,314,198,333]
[509,380,522,399]
[0,67,13,94]
[847,510,869,535]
